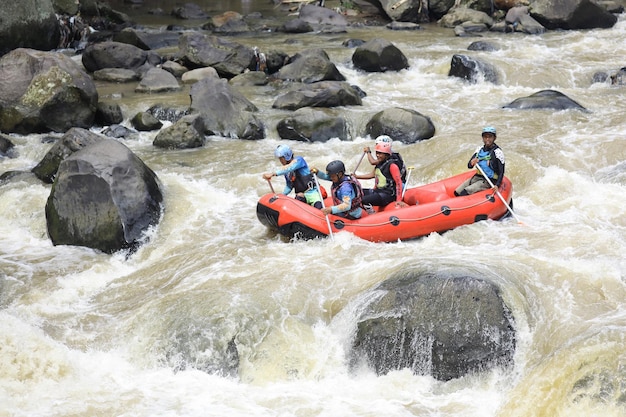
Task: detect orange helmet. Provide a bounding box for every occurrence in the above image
[375,142,392,155]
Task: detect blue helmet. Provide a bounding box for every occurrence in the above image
[274,144,293,161]
[482,126,497,135]
[375,135,393,145]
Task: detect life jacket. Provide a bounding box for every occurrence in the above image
[392,152,407,183]
[375,154,405,195]
[331,175,364,211]
[288,156,315,193]
[476,148,497,180]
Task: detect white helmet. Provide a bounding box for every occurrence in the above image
[375,135,393,145]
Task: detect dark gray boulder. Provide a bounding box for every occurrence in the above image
[95,102,124,126]
[352,38,409,73]
[0,133,16,158]
[131,112,163,131]
[349,269,516,381]
[45,138,163,254]
[379,0,428,22]
[135,67,181,93]
[280,18,314,34]
[276,49,346,84]
[272,81,363,111]
[153,115,206,149]
[449,54,499,84]
[0,48,98,134]
[32,128,102,183]
[503,89,588,111]
[81,41,149,73]
[365,107,435,144]
[0,0,60,56]
[189,77,265,140]
[529,0,617,29]
[298,4,348,27]
[171,3,209,20]
[177,33,255,79]
[276,108,350,142]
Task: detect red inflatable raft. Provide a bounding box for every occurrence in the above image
[257,171,514,242]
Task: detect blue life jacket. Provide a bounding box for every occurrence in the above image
[477,148,496,179]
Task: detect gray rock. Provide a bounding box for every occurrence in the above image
[352,38,409,72]
[95,102,124,126]
[0,0,60,55]
[131,112,163,131]
[0,133,16,157]
[178,33,255,79]
[276,49,346,83]
[32,127,103,183]
[348,269,516,381]
[529,0,617,29]
[503,89,588,111]
[272,81,362,111]
[81,41,149,72]
[365,107,435,144]
[280,18,314,34]
[0,48,98,134]
[449,54,499,84]
[135,67,181,93]
[276,108,350,142]
[153,114,206,149]
[189,76,264,140]
[45,138,163,254]
[93,68,141,83]
[298,4,348,27]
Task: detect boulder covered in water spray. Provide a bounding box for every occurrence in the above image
[349,269,516,381]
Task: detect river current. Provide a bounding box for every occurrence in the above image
[1,2,625,416]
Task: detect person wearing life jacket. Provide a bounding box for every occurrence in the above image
[314,160,363,219]
[454,126,505,196]
[364,135,407,189]
[355,142,407,209]
[262,144,323,209]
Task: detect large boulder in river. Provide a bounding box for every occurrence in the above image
[276,49,346,83]
[348,269,516,381]
[45,138,163,254]
[449,54,499,84]
[352,38,409,73]
[177,33,255,78]
[189,76,265,140]
[503,89,588,111]
[32,128,102,183]
[0,48,98,134]
[529,0,617,29]
[276,108,350,142]
[272,81,363,111]
[365,107,435,144]
[298,4,348,27]
[0,0,60,56]
[81,41,149,72]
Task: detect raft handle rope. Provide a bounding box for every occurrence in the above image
[273,193,496,228]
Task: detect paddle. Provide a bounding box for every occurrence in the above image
[352,150,367,174]
[473,147,523,225]
[313,172,334,241]
[401,166,414,200]
[267,178,275,193]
